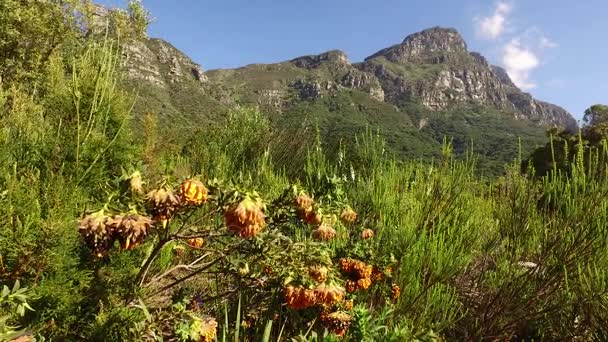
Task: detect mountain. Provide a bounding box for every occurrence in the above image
[120,26,578,175]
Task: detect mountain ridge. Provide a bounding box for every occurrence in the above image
[121,25,577,175]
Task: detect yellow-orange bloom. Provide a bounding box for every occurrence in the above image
[108,214,153,250]
[179,179,209,206]
[313,224,336,241]
[314,284,345,307]
[340,208,358,225]
[225,197,266,239]
[283,286,316,310]
[320,311,353,337]
[294,193,314,213]
[391,283,401,301]
[309,265,329,283]
[186,237,204,248]
[147,188,180,222]
[361,228,374,240]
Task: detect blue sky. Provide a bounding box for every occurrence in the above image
[100,0,608,120]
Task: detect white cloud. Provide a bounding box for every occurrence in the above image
[539,36,558,49]
[502,38,540,90]
[475,2,512,40]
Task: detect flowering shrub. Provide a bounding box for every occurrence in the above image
[76,174,396,340]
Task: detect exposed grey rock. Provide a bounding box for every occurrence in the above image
[490,65,517,88]
[291,50,350,69]
[191,65,208,82]
[360,27,577,130]
[122,41,166,87]
[341,70,385,101]
[257,89,286,109]
[291,79,337,99]
[366,27,467,64]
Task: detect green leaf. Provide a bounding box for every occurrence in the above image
[11,280,20,293]
[1,285,9,299]
[262,320,273,342]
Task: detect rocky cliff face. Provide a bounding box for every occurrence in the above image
[122,26,577,132]
[356,27,577,130]
[122,38,207,87]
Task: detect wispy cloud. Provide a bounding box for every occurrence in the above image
[502,38,539,90]
[539,36,558,49]
[473,3,560,91]
[500,28,559,90]
[474,2,512,40]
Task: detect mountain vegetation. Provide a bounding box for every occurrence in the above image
[1,1,608,341]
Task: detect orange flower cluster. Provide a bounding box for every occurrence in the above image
[78,211,113,257]
[79,211,154,257]
[320,311,353,337]
[312,224,336,241]
[179,179,209,206]
[361,228,374,240]
[283,285,316,309]
[225,197,266,239]
[304,211,323,225]
[340,208,358,225]
[339,258,373,293]
[283,284,345,309]
[294,193,323,225]
[294,193,314,213]
[147,188,180,223]
[314,284,345,307]
[108,214,153,251]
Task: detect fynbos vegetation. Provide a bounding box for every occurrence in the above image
[1,1,607,341]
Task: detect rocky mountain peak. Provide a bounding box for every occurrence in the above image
[290,50,350,69]
[366,27,468,64]
[401,27,467,55]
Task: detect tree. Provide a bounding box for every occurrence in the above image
[583,104,608,143]
[0,0,90,85]
[583,104,608,126]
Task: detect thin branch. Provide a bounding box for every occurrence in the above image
[146,253,212,286]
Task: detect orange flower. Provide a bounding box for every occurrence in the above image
[186,237,204,248]
[340,208,358,225]
[309,265,329,283]
[361,228,374,240]
[371,266,386,282]
[320,311,353,337]
[78,210,113,256]
[283,286,316,310]
[391,284,401,301]
[339,258,372,279]
[313,224,336,241]
[179,179,209,206]
[197,315,218,342]
[147,188,180,222]
[343,299,353,311]
[356,277,372,290]
[339,258,374,292]
[314,284,345,307]
[304,211,323,225]
[108,214,153,250]
[294,193,314,213]
[225,197,266,239]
